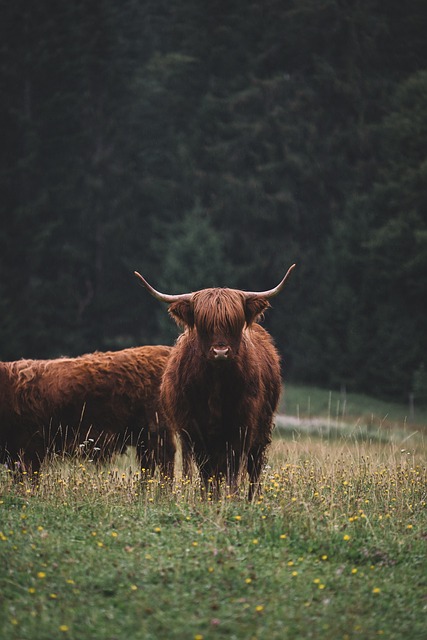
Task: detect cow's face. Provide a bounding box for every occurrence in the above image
[168,288,270,362]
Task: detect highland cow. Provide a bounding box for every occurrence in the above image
[0,345,175,476]
[135,264,295,499]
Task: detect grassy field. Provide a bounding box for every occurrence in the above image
[280,383,427,427]
[278,384,427,446]
[1,387,426,640]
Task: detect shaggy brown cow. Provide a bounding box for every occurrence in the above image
[135,265,295,499]
[0,345,175,477]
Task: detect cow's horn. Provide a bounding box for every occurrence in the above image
[243,263,296,299]
[134,271,192,303]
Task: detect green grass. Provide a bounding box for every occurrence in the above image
[1,436,426,640]
[280,383,427,429]
[276,384,427,445]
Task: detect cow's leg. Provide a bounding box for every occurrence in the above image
[199,465,222,499]
[137,444,156,476]
[196,452,223,499]
[7,446,42,483]
[21,428,47,479]
[247,445,267,501]
[133,427,156,477]
[155,424,176,482]
[225,445,241,496]
[180,435,195,480]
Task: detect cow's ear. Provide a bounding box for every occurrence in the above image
[168,300,194,328]
[244,297,271,325]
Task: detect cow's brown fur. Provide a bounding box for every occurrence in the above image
[159,288,282,499]
[0,346,175,476]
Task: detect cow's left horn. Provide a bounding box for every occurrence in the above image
[243,263,296,299]
[134,271,192,303]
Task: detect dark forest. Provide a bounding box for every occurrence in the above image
[1,0,426,402]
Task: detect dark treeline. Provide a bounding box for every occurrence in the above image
[0,0,426,403]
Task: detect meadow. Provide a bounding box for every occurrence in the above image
[280,384,427,429]
[0,386,426,640]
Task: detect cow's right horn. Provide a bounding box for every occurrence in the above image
[243,263,296,299]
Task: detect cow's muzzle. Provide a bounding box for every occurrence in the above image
[211,347,230,361]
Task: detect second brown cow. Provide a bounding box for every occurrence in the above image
[0,345,175,477]
[135,264,295,499]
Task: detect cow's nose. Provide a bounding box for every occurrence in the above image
[212,347,230,360]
